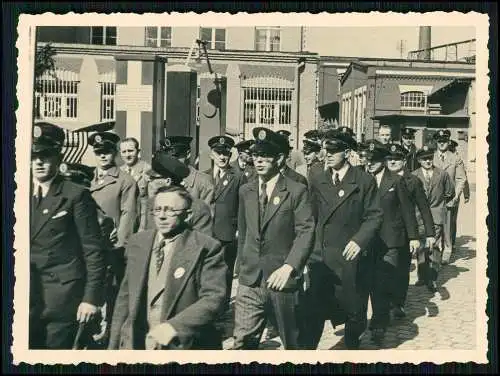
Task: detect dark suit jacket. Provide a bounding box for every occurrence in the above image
[230,160,257,182]
[309,165,383,274]
[403,144,420,172]
[30,175,106,321]
[204,166,245,242]
[413,167,455,225]
[144,195,212,236]
[374,169,419,249]
[108,228,227,350]
[237,175,315,290]
[282,165,308,187]
[402,170,435,238]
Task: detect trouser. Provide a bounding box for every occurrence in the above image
[299,255,371,350]
[370,246,401,330]
[29,319,79,349]
[220,240,237,308]
[417,224,444,283]
[233,279,302,350]
[392,246,412,308]
[443,204,459,259]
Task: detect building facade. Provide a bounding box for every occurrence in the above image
[338,60,475,167]
[35,26,316,166]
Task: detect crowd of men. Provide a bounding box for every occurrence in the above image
[29,120,469,350]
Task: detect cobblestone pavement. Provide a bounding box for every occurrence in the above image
[221,187,477,350]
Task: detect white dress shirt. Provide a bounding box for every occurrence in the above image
[259,173,280,199]
[374,168,385,188]
[331,163,350,185]
[33,174,57,198]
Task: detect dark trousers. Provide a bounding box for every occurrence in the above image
[370,246,402,330]
[233,279,302,350]
[220,240,237,307]
[417,225,444,283]
[392,246,412,308]
[29,319,78,349]
[299,256,371,349]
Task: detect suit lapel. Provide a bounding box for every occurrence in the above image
[213,168,235,201]
[429,168,441,196]
[31,176,67,240]
[261,175,289,232]
[89,166,119,193]
[378,169,394,197]
[323,166,359,223]
[246,180,260,230]
[317,169,340,208]
[161,230,202,321]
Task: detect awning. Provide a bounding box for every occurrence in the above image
[239,64,295,82]
[95,59,116,75]
[371,113,469,127]
[428,79,471,101]
[53,57,83,74]
[73,121,116,133]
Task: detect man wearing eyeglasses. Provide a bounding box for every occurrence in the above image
[233,127,315,350]
[432,129,467,264]
[108,183,228,350]
[142,152,212,235]
[413,145,455,291]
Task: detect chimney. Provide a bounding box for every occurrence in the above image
[418,26,432,60]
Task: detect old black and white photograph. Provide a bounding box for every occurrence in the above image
[12,11,490,365]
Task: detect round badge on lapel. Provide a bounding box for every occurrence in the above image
[245,172,249,176]
[369,143,375,151]
[273,196,280,205]
[391,145,396,152]
[43,208,49,214]
[174,267,185,279]
[223,180,228,186]
[33,126,42,138]
[338,189,345,197]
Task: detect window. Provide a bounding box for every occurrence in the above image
[255,27,281,52]
[243,85,293,138]
[90,27,117,45]
[145,27,172,47]
[100,82,116,121]
[35,70,79,121]
[400,91,427,110]
[199,28,226,50]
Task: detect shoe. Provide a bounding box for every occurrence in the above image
[371,328,385,344]
[264,326,279,341]
[415,279,426,286]
[427,281,438,293]
[392,306,406,318]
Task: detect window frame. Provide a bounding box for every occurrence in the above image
[199,27,226,50]
[255,27,282,52]
[90,26,117,46]
[400,90,427,111]
[144,26,172,48]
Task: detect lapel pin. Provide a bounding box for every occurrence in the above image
[223,180,228,186]
[338,189,345,197]
[43,208,49,214]
[174,267,185,279]
[273,196,280,205]
[245,172,249,176]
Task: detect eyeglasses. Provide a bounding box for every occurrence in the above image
[153,206,189,217]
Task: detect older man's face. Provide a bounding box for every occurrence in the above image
[31,152,61,183]
[153,191,190,235]
[378,127,392,145]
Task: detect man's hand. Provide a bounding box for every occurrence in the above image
[446,196,459,208]
[109,228,118,245]
[77,302,98,323]
[425,236,436,249]
[266,264,294,291]
[147,322,178,347]
[409,240,420,254]
[342,241,361,261]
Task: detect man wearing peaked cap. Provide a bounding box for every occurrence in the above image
[204,135,246,316]
[30,123,107,349]
[160,135,214,208]
[385,143,435,318]
[400,127,420,172]
[142,151,212,236]
[303,129,383,349]
[233,126,315,350]
[432,129,467,263]
[231,139,256,181]
[296,139,322,182]
[88,131,138,321]
[363,139,419,343]
[304,129,323,143]
[413,144,455,291]
[273,130,308,187]
[276,129,306,172]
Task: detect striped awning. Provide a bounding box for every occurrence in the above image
[61,129,89,164]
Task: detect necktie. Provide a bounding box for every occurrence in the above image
[333,172,340,186]
[215,170,222,186]
[424,171,431,196]
[36,185,43,207]
[259,182,268,225]
[155,239,166,275]
[440,154,445,162]
[126,166,131,175]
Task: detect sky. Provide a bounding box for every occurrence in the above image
[305,26,476,58]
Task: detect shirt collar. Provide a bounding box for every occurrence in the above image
[331,163,350,183]
[259,173,280,197]
[33,174,58,197]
